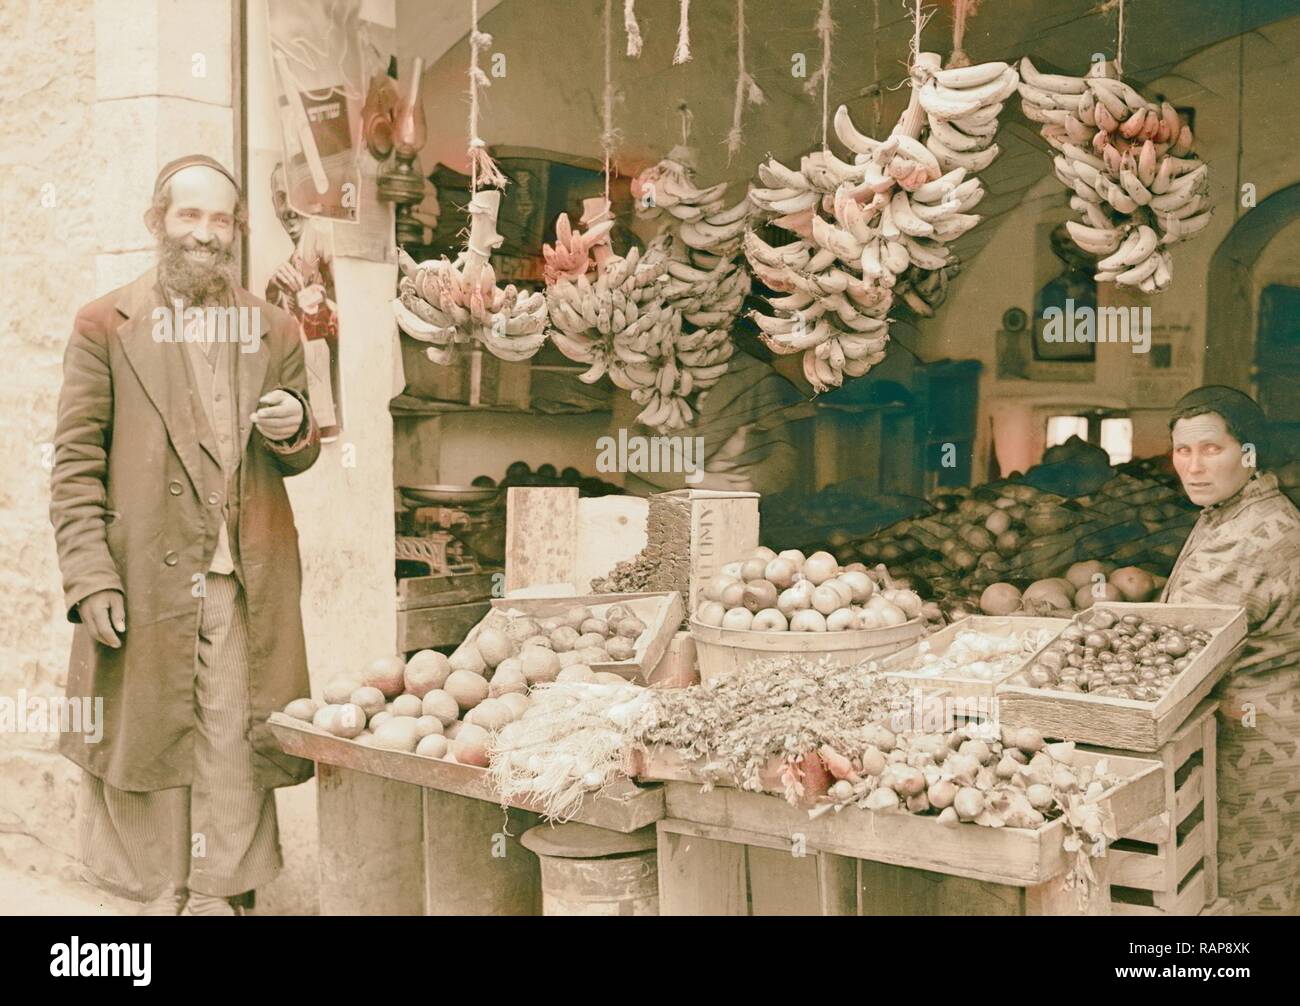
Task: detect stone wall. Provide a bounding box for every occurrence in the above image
[0,0,237,888]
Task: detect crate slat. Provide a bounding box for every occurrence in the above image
[269,713,664,833]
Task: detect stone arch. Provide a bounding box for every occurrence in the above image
[1203,182,1300,392]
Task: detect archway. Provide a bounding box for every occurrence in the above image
[1204,182,1300,393]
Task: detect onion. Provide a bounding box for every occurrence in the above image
[811,585,843,615]
[719,581,746,608]
[721,607,754,630]
[740,558,768,581]
[777,549,806,567]
[802,551,839,585]
[695,600,726,626]
[789,609,828,632]
[953,787,985,821]
[825,608,856,631]
[764,557,797,589]
[751,608,789,631]
[865,787,900,811]
[837,570,874,603]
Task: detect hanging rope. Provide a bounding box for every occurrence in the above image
[600,0,619,201]
[1094,0,1127,75]
[678,102,694,146]
[726,0,765,161]
[949,0,980,68]
[674,0,692,64]
[801,0,833,150]
[623,0,643,57]
[466,0,506,190]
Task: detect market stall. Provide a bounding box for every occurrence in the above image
[249,0,1298,917]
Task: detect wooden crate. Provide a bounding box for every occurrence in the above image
[396,571,496,653]
[996,602,1247,751]
[268,713,663,833]
[690,616,925,684]
[471,592,684,683]
[656,819,857,916]
[1201,897,1233,916]
[1081,700,1219,916]
[654,746,1162,916]
[880,615,1070,699]
[653,747,1162,890]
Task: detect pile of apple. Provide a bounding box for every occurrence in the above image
[694,547,923,633]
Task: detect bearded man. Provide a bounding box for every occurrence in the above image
[50,155,319,916]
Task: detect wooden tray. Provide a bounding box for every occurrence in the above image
[879,615,1071,699]
[995,602,1247,751]
[690,616,925,683]
[655,747,1163,888]
[268,713,664,833]
[470,592,684,683]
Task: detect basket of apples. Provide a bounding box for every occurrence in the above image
[691,547,927,683]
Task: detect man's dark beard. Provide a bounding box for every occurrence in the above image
[157,234,238,306]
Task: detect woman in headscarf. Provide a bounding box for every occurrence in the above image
[1161,385,1300,914]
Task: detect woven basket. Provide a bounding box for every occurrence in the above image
[1214,666,1300,916]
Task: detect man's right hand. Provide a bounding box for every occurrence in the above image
[78,589,126,648]
[274,261,305,293]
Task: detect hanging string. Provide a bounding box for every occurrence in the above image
[600,0,618,201]
[801,0,834,150]
[949,0,979,68]
[674,0,692,64]
[871,0,882,134]
[623,0,643,57]
[466,0,506,190]
[1094,0,1127,75]
[1117,0,1126,75]
[726,0,765,161]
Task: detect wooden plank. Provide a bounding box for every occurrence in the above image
[881,615,1070,700]
[651,749,1161,886]
[816,854,859,916]
[423,788,541,915]
[504,486,579,592]
[1110,821,1204,891]
[1154,866,1207,915]
[1175,765,1204,823]
[397,599,491,652]
[396,572,496,610]
[678,489,761,616]
[858,860,1023,915]
[316,764,425,915]
[1202,709,1219,901]
[656,825,748,915]
[664,781,1055,887]
[647,631,699,689]
[1025,857,1110,916]
[747,846,824,916]
[270,714,664,833]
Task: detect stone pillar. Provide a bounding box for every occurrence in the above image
[93,0,237,292]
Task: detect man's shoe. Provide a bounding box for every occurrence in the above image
[138,888,188,916]
[184,891,240,916]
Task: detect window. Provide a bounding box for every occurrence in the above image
[1045,413,1133,465]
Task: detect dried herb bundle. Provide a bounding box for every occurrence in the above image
[634,655,911,795]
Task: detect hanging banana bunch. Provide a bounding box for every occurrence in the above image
[745,51,1009,392]
[627,147,755,431]
[393,190,549,364]
[1019,57,1209,294]
[543,196,684,429]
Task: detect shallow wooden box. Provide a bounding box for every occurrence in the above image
[268,713,663,833]
[995,602,1246,751]
[689,616,925,684]
[471,591,684,683]
[655,747,1163,892]
[879,615,1071,700]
